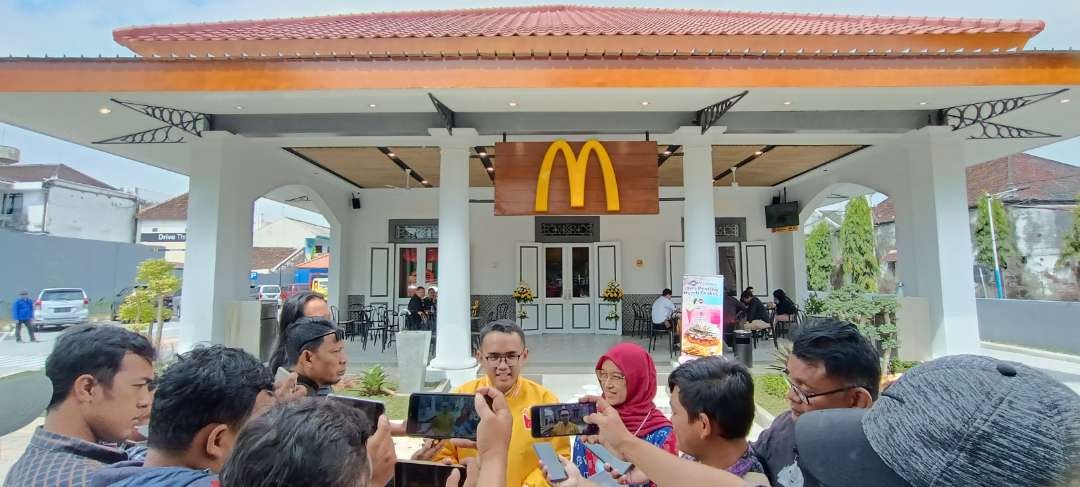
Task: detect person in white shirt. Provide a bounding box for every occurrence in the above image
[651,289,678,331]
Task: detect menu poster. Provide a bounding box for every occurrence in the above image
[679,274,725,364]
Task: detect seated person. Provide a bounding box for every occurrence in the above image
[572,343,676,483]
[431,320,570,487]
[407,286,430,329]
[283,317,347,396]
[722,289,746,348]
[219,397,396,487]
[740,290,771,332]
[549,409,580,436]
[770,289,797,326]
[89,345,275,487]
[752,319,880,487]
[650,289,678,330]
[6,325,156,487]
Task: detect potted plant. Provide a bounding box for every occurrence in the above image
[512,282,536,319]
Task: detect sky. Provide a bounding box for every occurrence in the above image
[1,0,1079,225]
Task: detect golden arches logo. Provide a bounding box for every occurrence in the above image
[534,139,620,212]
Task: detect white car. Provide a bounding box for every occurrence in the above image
[255,285,282,303]
[34,288,90,330]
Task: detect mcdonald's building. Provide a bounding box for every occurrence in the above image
[2,5,1078,384]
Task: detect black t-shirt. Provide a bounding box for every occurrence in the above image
[751,410,821,487]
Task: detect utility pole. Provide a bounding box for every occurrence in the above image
[985,188,1022,299]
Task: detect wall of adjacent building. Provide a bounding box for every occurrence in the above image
[42,181,138,244]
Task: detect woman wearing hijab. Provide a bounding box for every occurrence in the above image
[268,291,331,372]
[573,343,677,484]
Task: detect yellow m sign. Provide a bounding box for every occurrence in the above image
[534,139,620,212]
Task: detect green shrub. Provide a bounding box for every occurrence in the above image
[890,359,920,373]
[817,285,900,374]
[357,365,394,396]
[119,290,172,324]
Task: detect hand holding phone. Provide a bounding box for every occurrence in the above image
[407,393,483,440]
[327,395,385,436]
[531,402,599,438]
[533,442,568,482]
[583,442,633,476]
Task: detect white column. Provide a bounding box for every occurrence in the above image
[327,218,354,316]
[790,230,810,305]
[429,129,478,385]
[682,140,718,279]
[179,133,255,350]
[893,129,980,356]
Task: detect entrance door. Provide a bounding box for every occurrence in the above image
[717,243,742,294]
[541,244,594,333]
[394,244,439,313]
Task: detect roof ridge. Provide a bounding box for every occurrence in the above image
[138,192,187,213]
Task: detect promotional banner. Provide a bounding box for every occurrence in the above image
[679,274,725,364]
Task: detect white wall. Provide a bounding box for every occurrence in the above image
[345,185,788,298]
[252,218,328,248]
[37,181,138,243]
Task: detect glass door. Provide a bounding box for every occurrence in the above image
[717,243,741,294]
[541,244,594,333]
[395,244,439,313]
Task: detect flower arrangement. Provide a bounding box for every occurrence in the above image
[512,282,536,303]
[600,281,624,303]
[605,309,619,321]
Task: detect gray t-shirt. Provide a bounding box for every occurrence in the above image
[751,411,820,487]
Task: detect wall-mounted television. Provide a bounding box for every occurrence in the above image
[765,202,799,229]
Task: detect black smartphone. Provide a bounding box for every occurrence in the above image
[327,395,386,435]
[583,442,633,476]
[533,442,567,482]
[406,393,481,440]
[395,460,466,487]
[530,402,598,438]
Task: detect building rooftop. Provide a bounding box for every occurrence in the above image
[137,193,188,220]
[252,246,302,271]
[0,164,115,190]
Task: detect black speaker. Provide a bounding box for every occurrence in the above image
[351,195,361,209]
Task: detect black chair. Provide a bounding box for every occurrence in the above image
[772,306,800,349]
[495,303,511,321]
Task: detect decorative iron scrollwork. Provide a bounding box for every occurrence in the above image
[94,125,187,144]
[695,91,748,135]
[941,89,1067,140]
[428,93,456,135]
[92,99,210,145]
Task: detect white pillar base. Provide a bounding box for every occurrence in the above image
[427,362,480,388]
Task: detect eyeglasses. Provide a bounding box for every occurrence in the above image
[783,374,857,405]
[299,329,345,351]
[596,372,626,385]
[483,352,523,366]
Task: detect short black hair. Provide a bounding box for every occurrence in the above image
[478,319,526,349]
[284,317,339,367]
[790,319,882,400]
[661,288,672,296]
[269,292,326,372]
[148,345,273,452]
[416,286,426,291]
[668,357,754,439]
[45,324,156,409]
[220,397,372,487]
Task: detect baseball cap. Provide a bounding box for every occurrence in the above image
[795,354,1080,487]
[0,369,52,436]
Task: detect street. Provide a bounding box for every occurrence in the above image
[0,320,180,377]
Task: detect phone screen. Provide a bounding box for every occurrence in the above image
[327,395,385,435]
[274,367,291,383]
[584,442,633,475]
[395,460,466,487]
[533,442,567,482]
[406,393,481,440]
[530,402,598,438]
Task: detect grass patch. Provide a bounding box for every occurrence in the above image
[753,374,790,418]
[335,388,410,420]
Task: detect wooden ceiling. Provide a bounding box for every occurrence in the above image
[288,144,864,189]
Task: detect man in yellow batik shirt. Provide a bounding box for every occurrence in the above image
[549,409,581,436]
[433,320,570,487]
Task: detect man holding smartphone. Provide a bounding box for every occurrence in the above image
[431,320,570,487]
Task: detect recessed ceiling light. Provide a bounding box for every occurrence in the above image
[479,151,488,157]
[387,152,396,158]
[98,107,111,115]
[1062,99,1072,104]
[508,101,518,107]
[640,101,650,106]
[486,166,494,172]
[919,101,928,106]
[782,101,792,105]
[662,150,671,156]
[235,105,244,110]
[368,103,377,108]
[421,180,429,185]
[754,150,764,156]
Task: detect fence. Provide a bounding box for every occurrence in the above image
[976,298,1080,356]
[0,230,160,321]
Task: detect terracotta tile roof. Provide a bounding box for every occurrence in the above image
[0,164,115,190]
[252,247,302,271]
[297,254,330,269]
[137,193,188,220]
[874,153,1080,224]
[114,5,1043,43]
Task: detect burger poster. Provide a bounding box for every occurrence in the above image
[679,274,725,364]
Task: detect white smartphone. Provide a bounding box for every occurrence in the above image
[584,442,633,476]
[275,367,291,383]
[533,442,567,482]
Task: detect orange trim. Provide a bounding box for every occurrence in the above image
[2,54,1079,92]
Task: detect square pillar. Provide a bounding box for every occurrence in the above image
[429,129,479,385]
[179,134,255,350]
[682,140,718,279]
[893,130,980,356]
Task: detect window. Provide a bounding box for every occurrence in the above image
[151,227,158,232]
[1,193,23,215]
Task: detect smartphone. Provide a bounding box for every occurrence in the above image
[327,395,386,435]
[533,442,567,482]
[395,460,466,487]
[584,442,633,476]
[275,367,291,383]
[530,402,598,438]
[406,393,481,440]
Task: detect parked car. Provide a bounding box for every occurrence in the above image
[279,283,312,302]
[111,285,176,322]
[255,285,282,302]
[34,288,89,330]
